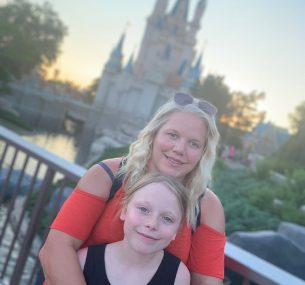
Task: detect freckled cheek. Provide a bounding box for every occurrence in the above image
[187,149,203,163]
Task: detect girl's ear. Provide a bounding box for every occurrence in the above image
[120,208,126,221]
[171,233,177,241]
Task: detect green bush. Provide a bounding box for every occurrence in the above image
[0,108,33,131]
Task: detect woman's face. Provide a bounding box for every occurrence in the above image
[148,110,207,182]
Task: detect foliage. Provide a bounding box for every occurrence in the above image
[289,101,305,134]
[0,108,33,131]
[192,74,265,148]
[88,145,130,167]
[0,0,67,91]
[212,162,280,235]
[192,75,232,118]
[85,77,99,103]
[223,91,265,132]
[269,101,305,171]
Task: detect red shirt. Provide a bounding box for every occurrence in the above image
[52,187,226,278]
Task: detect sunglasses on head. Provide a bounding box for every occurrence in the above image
[174,93,217,116]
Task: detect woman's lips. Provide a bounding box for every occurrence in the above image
[165,154,185,166]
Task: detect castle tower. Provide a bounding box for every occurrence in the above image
[79,0,207,163]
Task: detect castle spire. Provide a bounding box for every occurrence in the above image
[105,32,126,72]
[152,0,169,16]
[111,32,125,58]
[191,0,206,29]
[124,53,134,74]
[170,0,190,21]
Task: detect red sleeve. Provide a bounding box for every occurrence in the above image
[188,224,226,279]
[51,188,106,241]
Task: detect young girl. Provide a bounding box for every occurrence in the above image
[77,173,190,285]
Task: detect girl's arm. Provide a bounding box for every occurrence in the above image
[175,262,191,285]
[77,247,88,270]
[39,158,122,285]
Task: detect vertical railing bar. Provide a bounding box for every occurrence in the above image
[0,141,9,170]
[10,167,55,285]
[0,145,18,203]
[0,154,29,245]
[0,147,19,204]
[48,177,68,223]
[0,145,18,219]
[0,161,41,279]
[28,176,68,285]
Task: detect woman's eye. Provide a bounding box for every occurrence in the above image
[163,216,174,224]
[189,141,200,149]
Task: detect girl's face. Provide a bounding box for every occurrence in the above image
[120,182,182,255]
[148,110,207,182]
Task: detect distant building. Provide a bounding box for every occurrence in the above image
[83,0,207,147]
[243,122,290,156]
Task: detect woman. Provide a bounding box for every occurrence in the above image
[39,92,226,285]
[78,173,190,285]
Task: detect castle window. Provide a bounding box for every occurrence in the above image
[162,44,171,60]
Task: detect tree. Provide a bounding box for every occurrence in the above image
[84,77,99,103]
[222,91,266,132]
[192,74,232,121]
[273,101,305,171]
[289,101,305,134]
[192,74,265,148]
[0,0,67,92]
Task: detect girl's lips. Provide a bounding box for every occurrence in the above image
[137,231,159,241]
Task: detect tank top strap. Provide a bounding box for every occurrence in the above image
[148,250,180,285]
[83,244,111,285]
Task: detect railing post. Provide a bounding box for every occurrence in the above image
[10,167,55,285]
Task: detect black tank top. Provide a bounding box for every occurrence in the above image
[83,244,181,285]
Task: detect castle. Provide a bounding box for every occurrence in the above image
[80,0,207,162]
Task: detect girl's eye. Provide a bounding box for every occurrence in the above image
[138,206,149,214]
[162,216,174,224]
[168,132,178,139]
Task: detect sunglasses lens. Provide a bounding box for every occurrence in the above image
[174,93,217,116]
[198,101,217,116]
[175,92,193,106]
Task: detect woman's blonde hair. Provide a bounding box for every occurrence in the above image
[120,93,220,228]
[123,173,189,224]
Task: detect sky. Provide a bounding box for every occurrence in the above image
[2,0,305,129]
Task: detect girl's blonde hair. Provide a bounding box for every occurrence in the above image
[120,93,220,228]
[123,173,189,224]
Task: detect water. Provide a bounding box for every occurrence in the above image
[22,132,79,163]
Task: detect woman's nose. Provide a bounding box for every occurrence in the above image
[173,140,185,155]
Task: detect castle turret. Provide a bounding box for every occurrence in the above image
[170,0,190,21]
[104,32,125,73]
[152,0,169,17]
[191,0,207,31]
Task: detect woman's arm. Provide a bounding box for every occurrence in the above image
[190,189,226,285]
[39,230,86,285]
[39,158,122,285]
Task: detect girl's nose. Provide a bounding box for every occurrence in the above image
[145,215,158,230]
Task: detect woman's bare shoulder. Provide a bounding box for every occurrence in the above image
[200,189,225,233]
[77,157,123,198]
